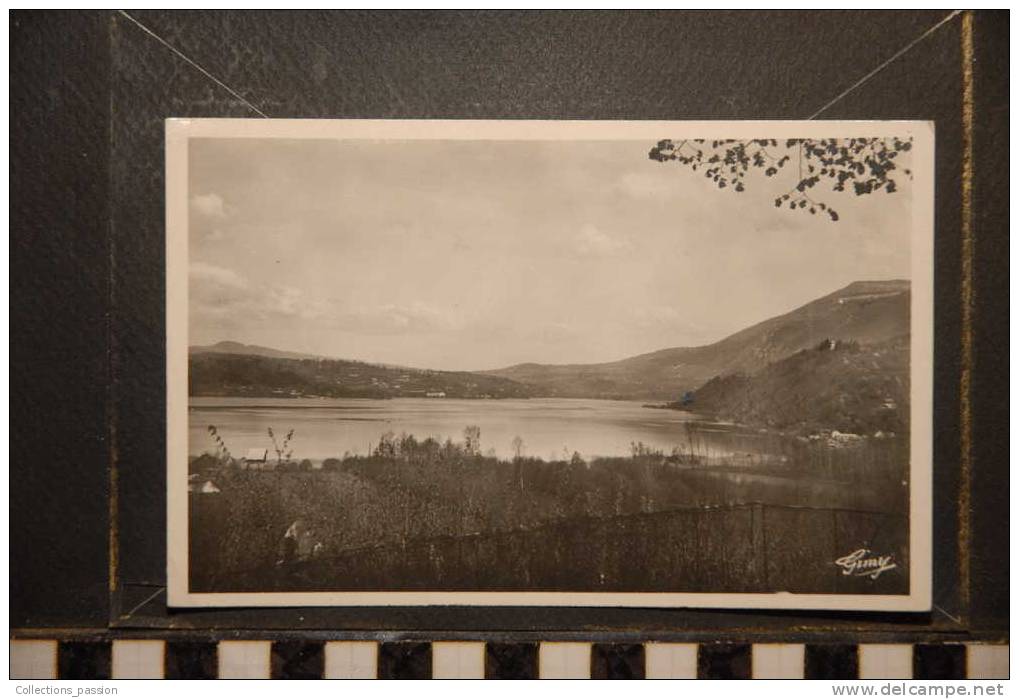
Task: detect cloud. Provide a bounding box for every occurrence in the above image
[631,305,684,326]
[189,263,251,322]
[191,193,228,218]
[190,262,326,322]
[617,171,677,199]
[331,301,464,335]
[618,304,727,347]
[573,224,633,257]
[190,260,463,335]
[264,286,328,321]
[534,321,579,342]
[190,261,248,291]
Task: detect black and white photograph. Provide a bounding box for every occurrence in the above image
[167,119,933,609]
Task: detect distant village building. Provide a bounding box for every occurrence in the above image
[188,476,221,494]
[827,430,864,448]
[243,447,270,470]
[426,391,446,398]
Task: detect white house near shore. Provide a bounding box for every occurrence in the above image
[187,476,221,494]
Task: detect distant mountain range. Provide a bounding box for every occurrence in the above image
[190,280,910,421]
[190,340,322,361]
[189,352,530,399]
[483,280,910,400]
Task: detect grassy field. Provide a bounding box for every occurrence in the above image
[189,427,909,594]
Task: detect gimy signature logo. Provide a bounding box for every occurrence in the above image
[834,548,897,580]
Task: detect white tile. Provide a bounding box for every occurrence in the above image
[432,642,485,679]
[859,644,913,679]
[753,644,804,679]
[968,645,1009,680]
[112,640,165,679]
[10,640,57,680]
[645,643,698,679]
[539,642,590,679]
[324,641,377,679]
[217,641,270,679]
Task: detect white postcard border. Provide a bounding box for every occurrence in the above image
[166,118,934,610]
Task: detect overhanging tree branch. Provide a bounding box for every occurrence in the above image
[649,137,913,222]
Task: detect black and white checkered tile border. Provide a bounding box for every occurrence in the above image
[9,639,1008,679]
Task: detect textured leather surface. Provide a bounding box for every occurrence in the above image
[11,11,112,628]
[968,11,1009,632]
[10,10,1008,635]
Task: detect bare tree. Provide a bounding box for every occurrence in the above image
[511,435,525,460]
[511,435,526,492]
[463,425,481,457]
[268,427,295,466]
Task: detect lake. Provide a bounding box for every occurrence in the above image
[189,396,751,461]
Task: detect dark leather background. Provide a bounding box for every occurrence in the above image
[10,10,1008,638]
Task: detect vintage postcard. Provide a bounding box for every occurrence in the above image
[167,119,933,609]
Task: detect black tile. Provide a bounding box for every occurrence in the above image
[271,641,324,680]
[378,642,432,680]
[57,641,111,680]
[591,643,645,679]
[165,642,217,680]
[698,643,751,680]
[914,644,966,680]
[485,642,538,679]
[805,645,859,680]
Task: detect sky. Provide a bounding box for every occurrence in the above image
[188,136,913,371]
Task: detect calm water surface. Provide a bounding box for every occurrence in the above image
[189,397,745,460]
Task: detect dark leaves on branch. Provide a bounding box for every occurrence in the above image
[648,136,913,222]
